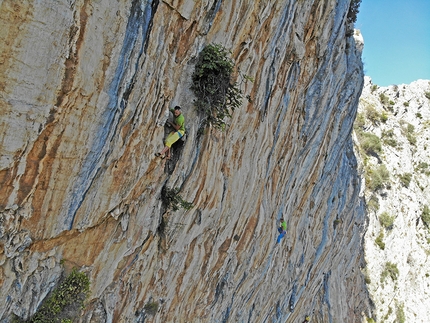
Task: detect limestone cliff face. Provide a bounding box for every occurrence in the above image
[0,1,370,322]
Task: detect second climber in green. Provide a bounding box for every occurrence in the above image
[155,106,185,159]
[276,218,287,243]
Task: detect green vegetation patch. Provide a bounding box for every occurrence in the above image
[144,301,159,316]
[381,129,398,148]
[357,132,382,156]
[396,303,406,323]
[421,205,430,227]
[379,211,395,230]
[375,230,385,250]
[347,0,361,24]
[354,112,366,129]
[416,162,430,175]
[365,164,390,192]
[379,93,390,106]
[16,268,90,323]
[380,262,399,283]
[401,122,417,146]
[366,194,380,212]
[364,105,388,125]
[192,43,243,129]
[399,173,412,188]
[161,186,193,211]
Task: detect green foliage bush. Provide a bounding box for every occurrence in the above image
[365,164,390,192]
[399,173,412,188]
[144,301,159,316]
[396,303,406,323]
[379,212,395,229]
[358,132,382,155]
[417,162,429,170]
[366,194,380,212]
[363,105,388,125]
[381,262,399,283]
[365,105,381,125]
[402,122,417,146]
[347,0,362,25]
[379,93,390,106]
[375,231,385,250]
[364,272,371,284]
[381,129,398,148]
[421,205,430,227]
[16,268,90,323]
[161,187,193,211]
[354,112,366,129]
[425,91,430,100]
[384,306,393,320]
[192,43,243,129]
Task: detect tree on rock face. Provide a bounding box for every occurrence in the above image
[191,43,243,130]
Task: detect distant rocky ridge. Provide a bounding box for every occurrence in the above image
[355,77,430,322]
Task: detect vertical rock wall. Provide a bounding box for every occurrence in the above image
[0,0,370,322]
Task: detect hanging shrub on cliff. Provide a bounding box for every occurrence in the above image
[191,43,243,130]
[347,0,362,24]
[346,0,362,35]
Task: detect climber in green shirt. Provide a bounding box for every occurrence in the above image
[279,218,287,232]
[276,218,287,243]
[155,106,185,159]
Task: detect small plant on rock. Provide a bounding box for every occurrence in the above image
[366,194,380,212]
[381,261,399,283]
[365,105,381,125]
[144,301,159,316]
[383,307,393,321]
[358,132,382,156]
[401,122,417,146]
[416,162,429,174]
[365,164,390,192]
[382,129,398,148]
[379,93,390,106]
[421,205,430,227]
[399,173,412,188]
[161,186,193,211]
[379,211,395,230]
[354,112,366,129]
[375,230,385,250]
[396,303,406,323]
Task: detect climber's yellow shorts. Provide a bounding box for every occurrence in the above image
[165,131,184,148]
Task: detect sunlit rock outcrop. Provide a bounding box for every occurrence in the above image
[0,1,370,322]
[356,77,430,322]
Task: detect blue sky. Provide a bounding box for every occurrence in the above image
[356,0,430,86]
